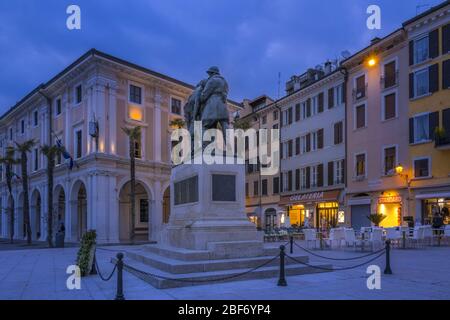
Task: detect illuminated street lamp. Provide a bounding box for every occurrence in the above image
[396,164,412,226]
[367,57,377,67]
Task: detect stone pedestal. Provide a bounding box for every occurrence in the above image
[161,157,264,258]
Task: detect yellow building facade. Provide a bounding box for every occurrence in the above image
[404,2,450,226]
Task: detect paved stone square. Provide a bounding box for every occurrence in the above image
[0,242,449,300]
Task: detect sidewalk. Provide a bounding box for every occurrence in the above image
[0,243,449,300]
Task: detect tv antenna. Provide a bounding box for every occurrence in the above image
[277,72,281,99]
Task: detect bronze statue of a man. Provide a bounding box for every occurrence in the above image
[200,66,229,138]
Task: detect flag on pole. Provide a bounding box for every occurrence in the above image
[53,132,76,170]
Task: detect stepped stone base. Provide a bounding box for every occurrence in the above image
[121,243,332,289]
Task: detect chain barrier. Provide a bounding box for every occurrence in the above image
[292,240,386,261]
[95,258,118,282]
[285,250,386,272]
[123,253,281,284]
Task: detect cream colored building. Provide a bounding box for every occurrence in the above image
[239,95,282,230]
[0,49,240,244]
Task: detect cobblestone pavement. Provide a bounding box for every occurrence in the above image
[0,242,449,300]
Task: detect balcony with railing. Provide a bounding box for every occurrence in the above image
[435,133,450,150]
[380,70,399,90]
[352,84,368,103]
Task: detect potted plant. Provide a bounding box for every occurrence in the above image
[434,127,446,146]
[170,118,186,130]
[367,213,387,227]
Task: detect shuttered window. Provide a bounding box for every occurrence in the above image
[384,93,396,120]
[334,121,343,145]
[443,59,450,89]
[317,164,324,188]
[317,129,324,149]
[384,147,396,175]
[384,61,397,88]
[318,92,324,113]
[328,87,334,109]
[295,103,301,122]
[295,169,300,191]
[429,29,439,59]
[356,75,366,99]
[356,104,366,129]
[443,24,450,54]
[295,137,300,155]
[328,162,334,186]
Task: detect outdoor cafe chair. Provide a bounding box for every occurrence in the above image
[444,225,450,245]
[344,228,362,249]
[370,227,384,251]
[328,228,345,248]
[303,229,318,249]
[410,226,425,248]
[422,225,433,246]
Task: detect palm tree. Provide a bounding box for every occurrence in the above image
[0,147,20,243]
[122,126,141,242]
[41,144,63,247]
[15,139,36,245]
[232,119,252,130]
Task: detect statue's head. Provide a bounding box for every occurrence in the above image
[206,66,220,76]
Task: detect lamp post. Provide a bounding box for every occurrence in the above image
[395,164,412,226]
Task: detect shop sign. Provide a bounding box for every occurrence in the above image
[289,192,324,202]
[378,196,402,204]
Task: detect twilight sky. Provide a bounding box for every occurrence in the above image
[0,0,444,113]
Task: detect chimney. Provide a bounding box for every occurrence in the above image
[324,61,332,74]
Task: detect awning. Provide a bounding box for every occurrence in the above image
[280,190,341,206]
[415,192,450,200]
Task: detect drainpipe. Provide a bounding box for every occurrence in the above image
[339,67,349,226]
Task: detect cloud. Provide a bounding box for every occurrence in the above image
[0,0,428,111]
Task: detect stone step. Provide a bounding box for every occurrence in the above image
[141,243,282,261]
[125,248,309,274]
[117,257,332,289]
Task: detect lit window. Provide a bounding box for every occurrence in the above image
[383,147,396,175]
[356,154,366,177]
[128,105,143,122]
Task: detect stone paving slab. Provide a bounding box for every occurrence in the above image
[0,242,449,300]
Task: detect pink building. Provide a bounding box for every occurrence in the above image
[342,30,411,230]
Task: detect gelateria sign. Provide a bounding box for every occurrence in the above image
[378,195,402,204]
[280,190,340,205]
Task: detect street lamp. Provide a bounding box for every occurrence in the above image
[367,57,378,67]
[396,164,412,227]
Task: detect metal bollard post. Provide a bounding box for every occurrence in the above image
[320,232,323,250]
[90,253,97,275]
[115,253,125,300]
[277,245,287,287]
[402,230,406,249]
[384,240,393,275]
[290,235,294,254]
